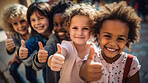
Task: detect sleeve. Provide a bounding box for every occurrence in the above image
[32,34,59,70]
[17,35,39,60]
[128,56,141,77]
[32,53,46,71]
[61,41,72,58]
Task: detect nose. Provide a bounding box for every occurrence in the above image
[109,40,117,47]
[58,25,62,29]
[18,23,23,28]
[35,19,40,25]
[77,29,83,35]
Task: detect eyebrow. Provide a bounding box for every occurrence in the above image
[103,32,127,38]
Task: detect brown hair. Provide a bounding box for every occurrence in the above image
[93,1,141,50]
[27,2,52,35]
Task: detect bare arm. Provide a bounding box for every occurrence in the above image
[127,71,140,83]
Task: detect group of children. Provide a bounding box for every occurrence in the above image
[2,0,141,83]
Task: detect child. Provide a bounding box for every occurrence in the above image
[17,2,52,83]
[32,1,74,83]
[2,3,33,83]
[80,1,141,83]
[47,3,98,83]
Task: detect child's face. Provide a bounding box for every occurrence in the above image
[69,15,90,45]
[30,11,49,35]
[53,13,65,39]
[11,16,29,35]
[97,20,129,58]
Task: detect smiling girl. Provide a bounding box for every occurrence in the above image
[80,1,141,83]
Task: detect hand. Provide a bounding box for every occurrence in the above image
[37,42,48,63]
[48,44,65,71]
[8,53,20,66]
[5,33,15,52]
[79,46,102,82]
[19,40,28,59]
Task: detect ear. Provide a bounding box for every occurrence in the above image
[97,34,100,42]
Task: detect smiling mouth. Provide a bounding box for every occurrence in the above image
[36,26,44,30]
[105,46,118,52]
[19,27,26,31]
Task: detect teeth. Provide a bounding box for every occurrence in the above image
[37,26,43,29]
[107,47,116,51]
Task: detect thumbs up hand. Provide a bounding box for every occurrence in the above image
[48,43,65,71]
[37,42,48,63]
[79,46,102,82]
[5,33,15,52]
[19,40,28,59]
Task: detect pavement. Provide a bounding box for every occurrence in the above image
[0,17,148,83]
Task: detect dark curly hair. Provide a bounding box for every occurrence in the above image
[27,2,52,35]
[93,1,141,50]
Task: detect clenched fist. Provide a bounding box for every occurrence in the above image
[37,42,48,63]
[19,40,28,59]
[79,46,103,82]
[48,44,65,71]
[5,33,15,53]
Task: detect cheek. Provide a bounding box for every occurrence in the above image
[12,26,18,32]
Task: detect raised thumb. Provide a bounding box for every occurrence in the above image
[21,40,25,47]
[57,43,62,54]
[87,46,95,61]
[5,32,11,39]
[38,42,44,50]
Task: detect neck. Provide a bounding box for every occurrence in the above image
[41,31,51,39]
[101,50,121,64]
[73,43,89,59]
[20,32,30,41]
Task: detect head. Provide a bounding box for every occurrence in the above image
[51,0,74,39]
[27,2,52,36]
[93,1,141,58]
[63,3,98,44]
[2,3,29,36]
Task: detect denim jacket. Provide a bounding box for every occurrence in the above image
[17,33,48,66]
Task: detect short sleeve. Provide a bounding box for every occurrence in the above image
[61,41,72,58]
[128,56,141,77]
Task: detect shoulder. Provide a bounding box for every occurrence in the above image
[124,53,141,77]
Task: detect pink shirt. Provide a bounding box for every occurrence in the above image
[59,41,98,83]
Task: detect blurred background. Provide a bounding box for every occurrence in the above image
[0,0,148,83]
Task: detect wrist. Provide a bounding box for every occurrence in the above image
[48,55,53,67]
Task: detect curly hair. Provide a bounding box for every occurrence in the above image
[51,0,75,17]
[63,3,98,35]
[2,3,27,36]
[27,2,52,35]
[93,1,141,50]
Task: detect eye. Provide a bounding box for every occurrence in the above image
[30,19,35,22]
[20,20,25,23]
[54,23,58,27]
[39,17,44,19]
[104,35,111,38]
[13,22,18,25]
[117,38,125,41]
[72,27,77,29]
[83,27,89,30]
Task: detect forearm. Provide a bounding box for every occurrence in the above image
[6,47,16,55]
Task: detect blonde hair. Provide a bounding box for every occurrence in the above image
[2,3,27,36]
[63,3,98,34]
